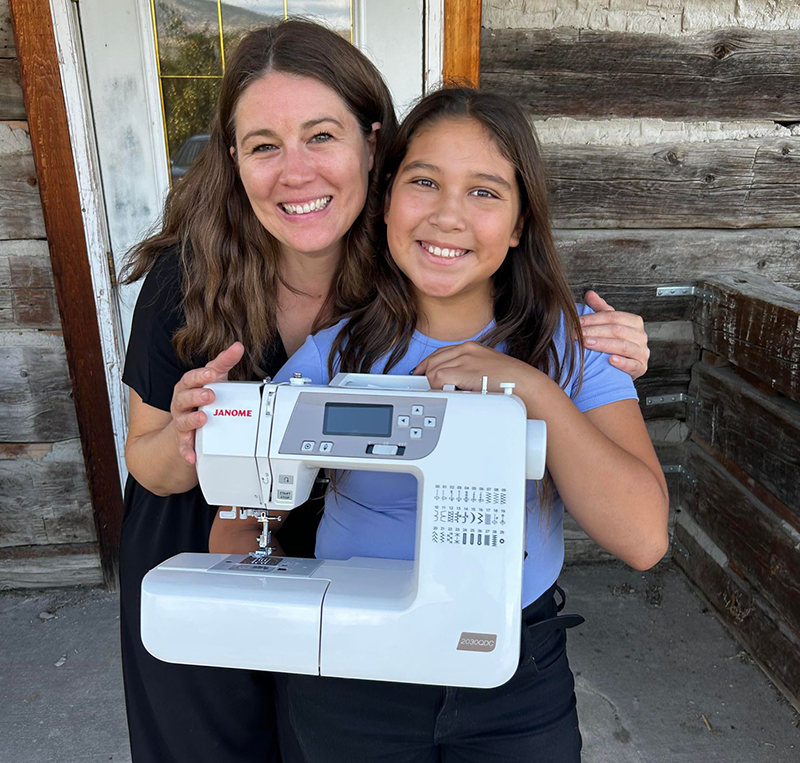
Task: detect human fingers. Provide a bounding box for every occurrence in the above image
[583,290,614,312]
[204,341,245,381]
[413,343,478,376]
[172,410,207,464]
[606,354,646,381]
[579,310,644,331]
[172,385,216,417]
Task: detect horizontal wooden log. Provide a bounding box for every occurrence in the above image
[0,58,24,119]
[674,514,800,708]
[0,542,102,589]
[0,0,13,56]
[0,238,58,328]
[544,138,800,229]
[559,228,800,322]
[481,27,800,120]
[693,272,800,402]
[683,440,800,637]
[689,362,800,525]
[0,438,94,547]
[0,122,45,239]
[635,370,690,421]
[0,329,79,441]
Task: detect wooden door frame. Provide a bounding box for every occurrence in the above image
[7,0,481,589]
[9,0,123,589]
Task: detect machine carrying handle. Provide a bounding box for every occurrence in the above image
[525,419,547,480]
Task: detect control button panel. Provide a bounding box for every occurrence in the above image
[423,417,436,428]
[319,442,333,453]
[371,444,398,456]
[411,405,424,416]
[276,489,293,501]
[410,428,422,439]
[301,440,315,452]
[278,474,294,485]
[397,415,410,427]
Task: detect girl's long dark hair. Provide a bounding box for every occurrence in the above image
[330,87,583,390]
[123,20,398,379]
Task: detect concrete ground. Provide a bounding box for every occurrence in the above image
[1,562,797,763]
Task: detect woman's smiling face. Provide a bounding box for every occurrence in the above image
[233,72,377,261]
[384,117,522,305]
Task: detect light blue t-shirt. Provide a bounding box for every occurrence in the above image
[274,305,638,606]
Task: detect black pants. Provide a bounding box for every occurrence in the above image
[283,584,583,763]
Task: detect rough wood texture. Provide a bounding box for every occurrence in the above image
[693,272,800,402]
[0,121,45,239]
[689,362,800,524]
[481,27,800,120]
[444,0,482,85]
[0,238,58,328]
[0,542,102,589]
[683,440,800,637]
[0,0,14,56]
[10,0,123,588]
[0,330,79,441]
[0,439,95,547]
[544,138,800,229]
[674,515,800,708]
[558,228,800,322]
[0,59,24,120]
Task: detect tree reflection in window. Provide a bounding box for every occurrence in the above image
[151,0,352,184]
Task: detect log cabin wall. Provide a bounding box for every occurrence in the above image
[0,0,101,588]
[480,0,800,563]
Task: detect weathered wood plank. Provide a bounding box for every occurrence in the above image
[0,329,79,441]
[689,362,800,523]
[0,122,45,239]
[0,438,94,547]
[544,139,800,229]
[683,440,800,636]
[559,228,800,322]
[635,370,690,421]
[0,0,13,56]
[0,238,58,328]
[674,514,800,708]
[444,0,481,85]
[0,542,103,589]
[693,272,800,402]
[0,58,24,119]
[481,27,800,120]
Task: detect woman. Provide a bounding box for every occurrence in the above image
[121,21,651,763]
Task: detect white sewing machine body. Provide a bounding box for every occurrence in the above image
[141,374,546,689]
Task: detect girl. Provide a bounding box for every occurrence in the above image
[210,86,669,762]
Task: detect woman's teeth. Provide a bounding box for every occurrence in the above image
[420,241,469,259]
[280,197,331,215]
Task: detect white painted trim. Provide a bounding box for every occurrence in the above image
[49,0,129,489]
[423,0,444,94]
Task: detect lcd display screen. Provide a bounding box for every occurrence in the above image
[323,403,393,437]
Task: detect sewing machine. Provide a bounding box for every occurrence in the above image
[140,373,546,688]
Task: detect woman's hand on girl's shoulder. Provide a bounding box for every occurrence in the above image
[579,291,649,381]
[170,342,245,464]
[413,342,540,394]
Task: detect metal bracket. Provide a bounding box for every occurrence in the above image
[655,285,716,301]
[662,465,698,486]
[646,393,702,408]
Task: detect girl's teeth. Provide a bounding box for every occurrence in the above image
[422,242,466,258]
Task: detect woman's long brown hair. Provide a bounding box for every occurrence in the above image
[330,87,583,389]
[123,20,398,380]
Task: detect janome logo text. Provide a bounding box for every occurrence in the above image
[213,409,253,417]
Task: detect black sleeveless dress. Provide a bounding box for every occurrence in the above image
[120,252,317,762]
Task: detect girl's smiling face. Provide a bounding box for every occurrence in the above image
[384,117,523,306]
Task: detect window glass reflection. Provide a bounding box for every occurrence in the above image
[152,0,354,183]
